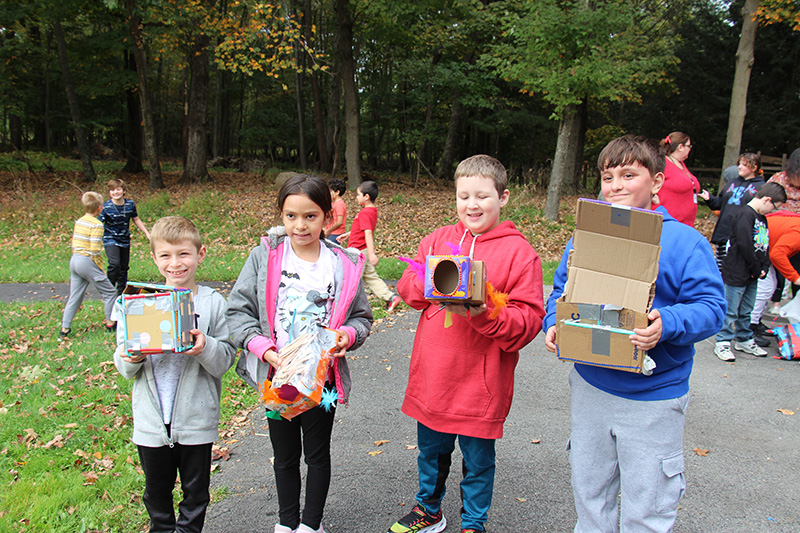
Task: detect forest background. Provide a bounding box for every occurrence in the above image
[2,0,800,217]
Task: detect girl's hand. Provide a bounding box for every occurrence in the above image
[262,349,280,368]
[631,309,662,351]
[544,325,557,353]
[699,189,710,201]
[331,330,350,358]
[183,330,206,356]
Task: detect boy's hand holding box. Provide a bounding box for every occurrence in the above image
[120,282,196,356]
[555,199,662,374]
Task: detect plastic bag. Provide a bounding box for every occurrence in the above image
[778,294,800,323]
[259,326,338,420]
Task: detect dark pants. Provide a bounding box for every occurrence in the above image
[105,244,130,296]
[137,442,212,533]
[268,402,336,530]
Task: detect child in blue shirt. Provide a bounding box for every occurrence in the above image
[98,178,150,295]
[543,135,726,532]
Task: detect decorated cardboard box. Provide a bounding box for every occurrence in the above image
[260,326,338,420]
[424,255,486,305]
[555,199,662,373]
[120,282,196,356]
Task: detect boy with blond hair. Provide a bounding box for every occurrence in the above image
[59,191,118,339]
[544,135,726,532]
[113,216,235,533]
[388,155,545,533]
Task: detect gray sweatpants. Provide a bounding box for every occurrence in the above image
[61,254,117,329]
[569,368,688,533]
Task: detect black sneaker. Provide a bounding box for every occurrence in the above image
[388,504,446,533]
[58,328,71,340]
[751,322,777,337]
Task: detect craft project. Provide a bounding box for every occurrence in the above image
[119,282,195,356]
[259,326,339,420]
[423,255,486,304]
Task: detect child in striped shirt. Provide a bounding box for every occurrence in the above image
[59,192,118,339]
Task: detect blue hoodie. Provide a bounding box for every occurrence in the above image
[543,206,726,401]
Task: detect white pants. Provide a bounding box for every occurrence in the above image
[751,266,778,325]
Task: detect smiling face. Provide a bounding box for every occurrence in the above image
[151,238,205,291]
[601,162,664,210]
[281,193,330,260]
[109,186,125,203]
[738,160,756,179]
[456,175,509,235]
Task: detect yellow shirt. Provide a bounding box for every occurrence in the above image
[72,214,104,269]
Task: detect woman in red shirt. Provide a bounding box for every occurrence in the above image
[659,131,701,226]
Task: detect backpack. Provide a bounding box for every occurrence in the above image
[774,323,800,360]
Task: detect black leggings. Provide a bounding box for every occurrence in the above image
[268,401,336,530]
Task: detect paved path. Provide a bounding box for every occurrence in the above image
[3,284,798,531]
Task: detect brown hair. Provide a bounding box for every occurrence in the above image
[81,191,103,214]
[107,178,126,192]
[150,216,203,253]
[598,135,665,177]
[739,153,763,176]
[454,154,508,197]
[785,148,800,187]
[660,131,690,156]
[756,182,787,204]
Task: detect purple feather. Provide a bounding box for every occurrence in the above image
[399,257,425,282]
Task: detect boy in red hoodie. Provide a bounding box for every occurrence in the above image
[388,155,545,533]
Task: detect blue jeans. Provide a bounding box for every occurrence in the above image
[717,281,757,343]
[415,422,496,531]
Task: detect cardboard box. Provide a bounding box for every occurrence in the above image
[555,199,662,373]
[424,255,486,304]
[120,282,196,356]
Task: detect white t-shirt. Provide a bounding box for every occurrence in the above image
[275,243,336,351]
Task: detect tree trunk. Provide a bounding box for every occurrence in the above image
[545,104,584,221]
[335,0,361,189]
[212,67,232,158]
[181,32,211,183]
[126,0,164,188]
[121,51,144,174]
[721,0,759,187]
[52,20,96,183]
[435,99,466,180]
[304,0,331,172]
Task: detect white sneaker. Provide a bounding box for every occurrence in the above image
[274,525,296,533]
[297,524,325,533]
[734,339,768,357]
[714,342,735,361]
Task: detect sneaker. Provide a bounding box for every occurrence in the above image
[387,295,403,313]
[388,504,447,533]
[297,524,324,533]
[753,334,770,348]
[714,342,735,361]
[274,525,295,533]
[462,530,484,533]
[751,322,777,337]
[734,339,768,357]
[58,327,71,340]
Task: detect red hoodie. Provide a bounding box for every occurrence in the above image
[397,220,544,439]
[767,211,800,284]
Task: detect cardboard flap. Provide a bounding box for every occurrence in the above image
[564,268,654,310]
[572,230,660,282]
[576,199,662,244]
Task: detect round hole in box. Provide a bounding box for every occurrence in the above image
[432,259,462,296]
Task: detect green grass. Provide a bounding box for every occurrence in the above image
[0,300,254,532]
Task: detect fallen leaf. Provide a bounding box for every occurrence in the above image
[373,440,390,446]
[692,448,709,457]
[368,450,383,457]
[777,408,795,415]
[64,423,78,428]
[531,439,541,444]
[406,445,417,450]
[516,497,527,502]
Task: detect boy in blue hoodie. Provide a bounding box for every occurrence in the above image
[543,135,726,532]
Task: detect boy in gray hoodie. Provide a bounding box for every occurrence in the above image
[114,216,236,533]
